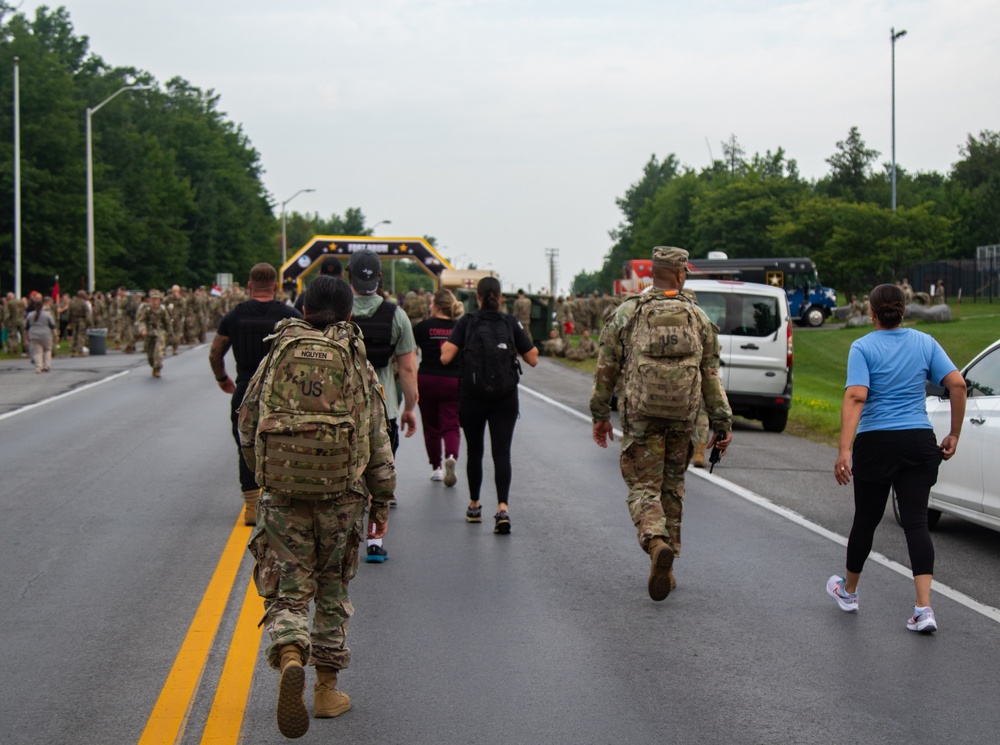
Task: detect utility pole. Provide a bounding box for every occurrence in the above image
[545,248,559,296]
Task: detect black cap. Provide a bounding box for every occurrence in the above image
[320,256,342,276]
[348,250,381,294]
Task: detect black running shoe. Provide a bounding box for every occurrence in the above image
[466,505,482,523]
[365,544,388,563]
[494,510,511,535]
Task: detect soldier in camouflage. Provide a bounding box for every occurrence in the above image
[107,289,122,347]
[403,288,429,326]
[590,246,732,601]
[135,290,174,378]
[239,275,395,739]
[68,290,92,357]
[542,328,567,357]
[565,328,598,361]
[165,285,187,355]
[512,289,532,342]
[118,289,137,353]
[4,292,27,355]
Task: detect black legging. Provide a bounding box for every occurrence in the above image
[459,390,519,505]
[846,429,943,577]
[231,380,258,493]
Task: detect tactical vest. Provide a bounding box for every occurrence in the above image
[623,292,705,421]
[352,300,396,369]
[238,319,372,498]
[69,298,88,320]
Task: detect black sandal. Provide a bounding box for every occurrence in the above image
[466,505,482,523]
[494,510,511,535]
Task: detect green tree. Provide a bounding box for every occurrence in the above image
[819,126,881,202]
[951,130,1000,251]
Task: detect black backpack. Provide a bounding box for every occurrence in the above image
[462,311,521,399]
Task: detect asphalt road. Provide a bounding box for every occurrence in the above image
[1,347,998,744]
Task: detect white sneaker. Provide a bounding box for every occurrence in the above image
[430,468,444,481]
[907,606,937,633]
[826,575,858,612]
[443,456,457,487]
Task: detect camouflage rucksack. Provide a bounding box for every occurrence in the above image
[623,292,705,421]
[238,319,372,498]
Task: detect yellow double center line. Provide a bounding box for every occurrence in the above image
[138,515,263,745]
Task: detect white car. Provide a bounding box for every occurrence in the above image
[897,338,1000,531]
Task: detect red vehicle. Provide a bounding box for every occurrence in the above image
[614,259,654,294]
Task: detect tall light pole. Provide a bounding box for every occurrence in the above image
[891,27,907,212]
[13,57,21,298]
[86,84,149,292]
[369,219,391,235]
[367,219,394,292]
[280,188,316,281]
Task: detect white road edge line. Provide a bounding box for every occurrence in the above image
[0,370,131,423]
[520,383,1000,625]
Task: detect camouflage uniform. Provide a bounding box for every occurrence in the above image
[196,289,210,342]
[402,290,428,326]
[240,319,396,671]
[135,292,174,375]
[4,294,26,354]
[184,290,203,344]
[566,334,598,361]
[512,296,532,342]
[119,293,137,353]
[164,291,186,354]
[107,291,121,347]
[590,263,732,558]
[92,293,107,328]
[542,333,567,357]
[68,294,91,356]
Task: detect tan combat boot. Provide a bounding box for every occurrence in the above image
[314,666,351,718]
[647,537,675,602]
[691,442,706,468]
[276,646,309,738]
[242,489,260,526]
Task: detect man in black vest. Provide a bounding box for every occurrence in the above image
[348,249,418,562]
[210,263,302,524]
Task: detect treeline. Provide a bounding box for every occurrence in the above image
[0,4,376,293]
[575,128,1000,296]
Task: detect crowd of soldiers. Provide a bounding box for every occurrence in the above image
[540,291,622,360]
[1,284,255,371]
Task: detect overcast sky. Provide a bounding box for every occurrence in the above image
[24,0,1000,293]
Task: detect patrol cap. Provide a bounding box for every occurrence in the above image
[652,246,689,269]
[148,289,163,299]
[348,250,381,295]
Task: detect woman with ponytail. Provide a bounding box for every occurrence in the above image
[413,289,465,486]
[828,283,966,633]
[440,277,538,533]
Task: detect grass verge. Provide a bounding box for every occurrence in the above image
[547,299,1000,446]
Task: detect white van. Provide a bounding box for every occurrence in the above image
[684,279,793,432]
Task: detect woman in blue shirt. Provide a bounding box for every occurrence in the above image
[828,283,966,633]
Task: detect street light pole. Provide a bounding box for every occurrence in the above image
[13,57,21,298]
[280,188,316,282]
[891,27,907,212]
[367,219,393,292]
[86,84,149,292]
